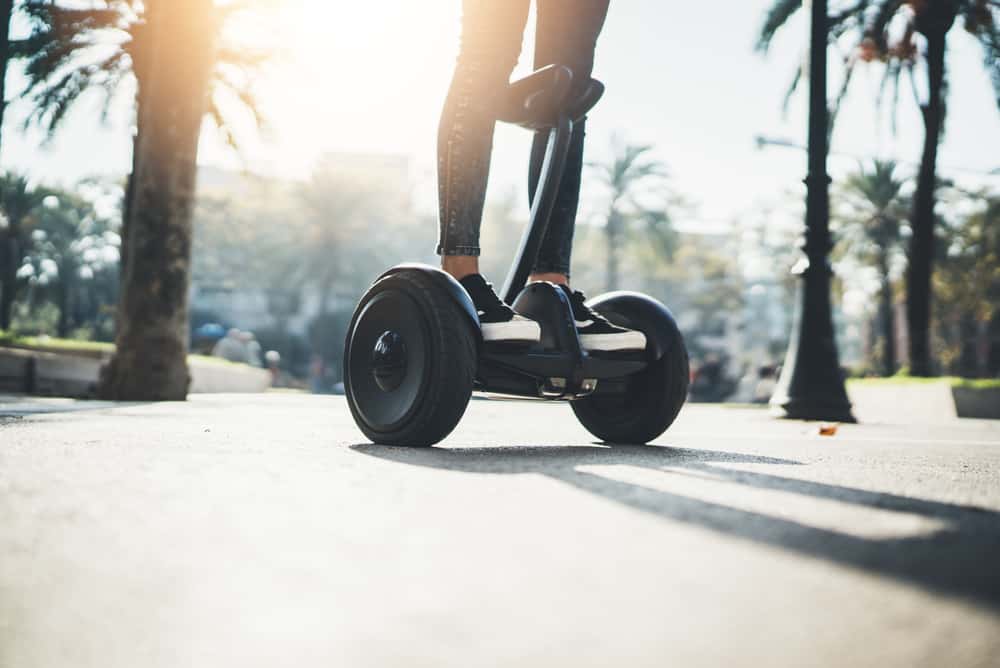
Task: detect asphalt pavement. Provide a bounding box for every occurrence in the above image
[1,393,998,667]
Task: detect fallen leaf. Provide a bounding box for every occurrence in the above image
[818,423,839,436]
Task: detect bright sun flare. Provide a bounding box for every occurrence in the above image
[220,0,460,174]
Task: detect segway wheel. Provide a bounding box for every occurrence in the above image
[571,298,689,444]
[344,271,477,446]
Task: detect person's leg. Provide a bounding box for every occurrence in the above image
[527,0,610,287]
[438,1,542,343]
[438,0,530,281]
[526,1,644,351]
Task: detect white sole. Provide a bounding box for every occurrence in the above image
[481,317,541,343]
[580,330,647,352]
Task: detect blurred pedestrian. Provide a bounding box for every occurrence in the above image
[212,328,249,363]
[242,331,263,367]
[265,350,282,386]
[752,365,778,404]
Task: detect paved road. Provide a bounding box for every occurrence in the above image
[2,394,999,667]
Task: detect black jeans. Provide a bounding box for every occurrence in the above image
[437,0,610,277]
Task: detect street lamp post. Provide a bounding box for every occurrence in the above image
[769,0,856,423]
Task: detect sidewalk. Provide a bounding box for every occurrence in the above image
[2,394,998,667]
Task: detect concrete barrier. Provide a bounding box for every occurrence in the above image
[189,358,272,394]
[847,379,1000,424]
[0,348,33,393]
[847,380,958,424]
[0,347,271,397]
[951,386,1000,420]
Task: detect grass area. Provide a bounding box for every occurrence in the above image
[951,377,1000,390]
[2,334,114,354]
[847,376,1000,390]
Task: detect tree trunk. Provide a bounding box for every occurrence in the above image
[55,278,70,338]
[975,319,990,378]
[877,250,895,376]
[120,65,148,284]
[0,0,13,158]
[905,23,950,377]
[120,133,140,281]
[0,233,19,330]
[98,0,213,400]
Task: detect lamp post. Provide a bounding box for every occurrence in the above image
[769,0,856,423]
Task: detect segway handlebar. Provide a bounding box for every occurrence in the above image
[499,66,605,305]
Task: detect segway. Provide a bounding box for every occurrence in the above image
[344,65,689,447]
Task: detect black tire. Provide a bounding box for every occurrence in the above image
[344,270,477,446]
[571,302,689,444]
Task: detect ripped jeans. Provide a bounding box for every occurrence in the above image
[436,0,610,277]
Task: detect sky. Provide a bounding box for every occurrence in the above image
[2,0,998,231]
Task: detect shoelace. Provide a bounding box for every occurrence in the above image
[475,281,515,318]
[568,290,613,327]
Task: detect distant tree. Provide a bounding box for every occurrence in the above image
[0,173,48,330]
[587,139,675,292]
[189,161,426,383]
[477,191,526,284]
[757,0,1000,376]
[835,160,909,375]
[22,190,119,337]
[933,189,1000,376]
[298,162,417,312]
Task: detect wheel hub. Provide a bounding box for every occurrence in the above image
[371,330,408,392]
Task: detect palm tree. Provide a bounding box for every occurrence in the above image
[758,0,1000,376]
[12,0,266,276]
[837,160,908,375]
[587,140,674,292]
[11,0,269,399]
[0,173,48,330]
[100,0,264,399]
[933,189,1000,376]
[0,0,14,157]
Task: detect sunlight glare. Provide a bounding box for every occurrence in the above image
[234,0,461,178]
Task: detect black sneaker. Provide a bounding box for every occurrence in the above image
[559,285,647,352]
[459,274,541,343]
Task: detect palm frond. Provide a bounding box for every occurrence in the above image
[757,0,802,53]
[866,0,905,48]
[207,97,239,151]
[781,65,802,118]
[829,57,857,140]
[829,1,871,41]
[10,0,273,153]
[875,57,901,133]
[21,65,96,135]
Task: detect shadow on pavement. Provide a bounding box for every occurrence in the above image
[351,442,1000,611]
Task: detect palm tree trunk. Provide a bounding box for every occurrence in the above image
[1,232,19,330]
[0,0,13,158]
[120,68,149,284]
[975,318,990,377]
[0,0,14,330]
[98,0,213,400]
[905,26,949,377]
[56,279,70,338]
[877,250,895,376]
